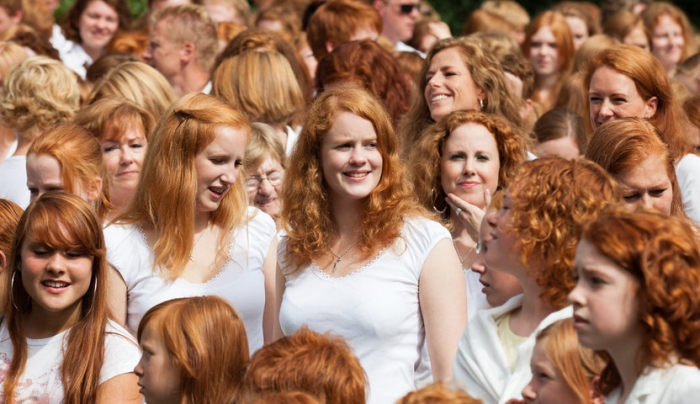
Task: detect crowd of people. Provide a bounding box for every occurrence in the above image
[0,0,700,402]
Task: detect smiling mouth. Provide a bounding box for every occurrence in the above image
[345,172,368,178]
[431,94,449,103]
[209,186,226,195]
[42,281,69,288]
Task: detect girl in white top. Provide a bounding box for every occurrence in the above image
[104,93,277,354]
[0,192,140,403]
[569,209,700,404]
[276,87,467,404]
[452,158,621,404]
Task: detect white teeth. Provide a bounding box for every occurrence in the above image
[43,281,68,288]
[210,187,225,195]
[346,172,368,178]
[431,95,449,102]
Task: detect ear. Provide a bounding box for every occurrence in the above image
[0,251,6,273]
[645,96,658,119]
[590,376,604,404]
[86,177,103,205]
[10,10,21,24]
[325,40,336,54]
[180,41,195,64]
[476,86,487,102]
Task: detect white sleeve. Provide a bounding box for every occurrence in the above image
[676,154,700,226]
[99,321,141,385]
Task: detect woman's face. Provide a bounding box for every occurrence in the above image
[26,154,96,205]
[194,126,247,218]
[522,337,580,404]
[245,153,284,218]
[565,16,588,50]
[79,0,119,53]
[616,153,673,215]
[529,25,561,78]
[651,14,684,72]
[321,112,383,204]
[535,136,580,160]
[134,323,180,404]
[101,125,147,205]
[440,122,500,210]
[568,239,641,352]
[20,232,93,326]
[588,65,657,130]
[624,24,649,52]
[424,47,485,121]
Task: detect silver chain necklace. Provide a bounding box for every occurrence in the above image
[329,239,359,273]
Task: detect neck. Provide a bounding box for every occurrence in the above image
[24,303,82,339]
[172,68,210,97]
[194,210,211,233]
[510,275,556,336]
[608,335,643,402]
[329,196,363,242]
[536,72,559,90]
[81,43,102,62]
[13,132,32,156]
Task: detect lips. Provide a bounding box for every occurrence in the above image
[209,186,227,195]
[42,281,69,288]
[430,94,449,103]
[573,313,589,328]
[344,172,369,178]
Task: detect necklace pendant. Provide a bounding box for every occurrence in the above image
[332,257,341,273]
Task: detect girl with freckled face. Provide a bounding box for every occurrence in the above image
[568,209,700,403]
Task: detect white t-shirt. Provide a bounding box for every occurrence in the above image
[57,40,92,80]
[0,155,29,208]
[465,268,489,321]
[278,216,451,404]
[676,153,700,226]
[605,362,700,404]
[104,207,276,354]
[0,320,140,403]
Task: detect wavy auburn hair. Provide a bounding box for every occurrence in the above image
[582,209,700,394]
[409,110,528,224]
[116,93,250,280]
[507,158,621,309]
[401,36,522,151]
[138,296,249,404]
[585,118,687,220]
[281,86,425,272]
[537,318,604,403]
[3,193,112,404]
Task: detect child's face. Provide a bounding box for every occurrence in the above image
[521,338,580,403]
[135,323,180,404]
[568,239,641,352]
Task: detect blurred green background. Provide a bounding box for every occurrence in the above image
[56,0,698,37]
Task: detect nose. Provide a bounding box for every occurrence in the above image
[142,47,152,61]
[472,254,486,274]
[598,99,614,119]
[428,72,443,89]
[462,158,476,175]
[134,358,144,376]
[521,379,537,400]
[258,177,273,195]
[46,252,67,274]
[220,163,239,185]
[639,193,654,212]
[348,146,367,165]
[567,283,584,306]
[120,147,134,166]
[485,209,497,228]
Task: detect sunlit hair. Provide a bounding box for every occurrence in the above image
[584,118,686,218]
[572,34,619,74]
[469,31,521,61]
[281,87,425,272]
[213,50,303,128]
[138,296,249,404]
[17,0,53,39]
[62,0,130,44]
[409,110,528,224]
[216,29,312,107]
[402,36,522,150]
[397,383,482,404]
[85,52,141,85]
[499,52,535,100]
[641,2,697,64]
[583,44,693,157]
[87,61,177,122]
[554,72,587,122]
[151,4,218,72]
[75,96,155,143]
[461,9,516,37]
[581,209,700,394]
[241,327,367,404]
[0,41,27,85]
[536,318,604,403]
[0,56,79,142]
[522,11,575,110]
[480,0,529,30]
[27,123,111,221]
[0,199,22,258]
[217,21,246,48]
[244,391,321,404]
[551,1,601,37]
[603,10,648,49]
[3,193,112,404]
[254,4,300,44]
[245,122,287,172]
[306,0,381,62]
[116,93,250,279]
[104,31,150,60]
[534,107,587,154]
[682,95,700,154]
[507,158,620,309]
[394,51,423,90]
[316,39,412,128]
[193,0,251,26]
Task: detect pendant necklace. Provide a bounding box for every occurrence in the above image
[329,239,359,273]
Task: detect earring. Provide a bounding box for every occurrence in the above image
[10,271,20,312]
[431,188,447,214]
[479,99,485,109]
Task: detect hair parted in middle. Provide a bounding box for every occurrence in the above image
[3,192,113,404]
[281,86,425,273]
[401,36,522,151]
[61,0,131,44]
[115,93,250,280]
[582,208,700,394]
[506,158,621,309]
[409,110,528,224]
[138,296,249,404]
[533,107,587,155]
[241,327,366,404]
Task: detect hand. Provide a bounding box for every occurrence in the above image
[445,189,491,240]
[428,21,452,40]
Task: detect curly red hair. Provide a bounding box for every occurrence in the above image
[397,383,482,404]
[582,209,700,394]
[508,158,621,309]
[281,86,425,272]
[409,110,528,224]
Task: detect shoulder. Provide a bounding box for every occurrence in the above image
[244,207,276,234]
[401,216,451,247]
[101,321,141,385]
[104,223,143,251]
